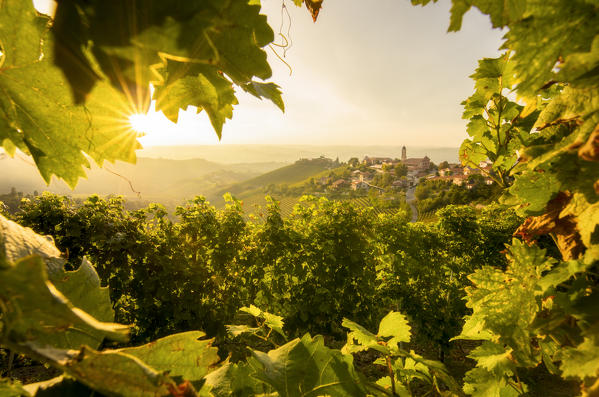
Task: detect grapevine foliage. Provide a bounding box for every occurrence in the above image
[411,0,599,395]
[0,0,282,187]
[1,215,458,396]
[1,0,599,396]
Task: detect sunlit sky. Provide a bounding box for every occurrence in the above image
[35,0,504,147]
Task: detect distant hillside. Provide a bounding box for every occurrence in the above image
[0,154,285,204]
[217,157,338,203]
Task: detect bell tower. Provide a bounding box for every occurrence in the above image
[401,146,407,161]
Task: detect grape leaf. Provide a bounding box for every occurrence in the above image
[117,331,220,389]
[377,311,411,351]
[0,214,64,276]
[557,336,599,380]
[50,258,114,324]
[446,0,527,32]
[251,334,368,397]
[0,214,117,349]
[242,81,285,112]
[153,63,238,137]
[459,240,556,364]
[468,342,514,374]
[341,318,387,354]
[53,0,277,138]
[225,324,260,337]
[202,362,270,397]
[0,255,129,349]
[238,305,286,338]
[463,367,522,397]
[0,0,140,187]
[20,343,176,397]
[507,170,561,216]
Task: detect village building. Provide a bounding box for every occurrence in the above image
[351,181,370,190]
[330,179,347,189]
[399,146,431,173]
[362,156,394,166]
[452,175,468,186]
[439,166,463,177]
[463,167,481,176]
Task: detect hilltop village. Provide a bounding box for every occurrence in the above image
[299,146,494,194]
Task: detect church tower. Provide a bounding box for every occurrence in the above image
[401,146,407,161]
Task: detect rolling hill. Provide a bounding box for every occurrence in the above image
[216,157,338,204]
[0,154,285,205]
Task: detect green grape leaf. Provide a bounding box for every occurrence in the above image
[463,367,522,397]
[341,318,387,354]
[0,0,140,188]
[557,336,599,380]
[238,305,286,338]
[460,139,490,169]
[507,170,561,216]
[537,256,594,293]
[0,214,118,349]
[251,334,368,397]
[239,304,262,318]
[375,376,411,397]
[0,214,64,276]
[468,342,515,374]
[202,362,270,397]
[462,91,488,119]
[459,240,555,364]
[454,315,494,341]
[578,202,599,247]
[377,311,411,350]
[74,0,276,138]
[262,312,286,339]
[242,81,285,112]
[557,35,599,88]
[153,63,238,138]
[21,343,177,397]
[447,0,527,31]
[0,255,129,349]
[50,258,114,323]
[505,1,599,96]
[535,86,599,129]
[54,0,274,95]
[117,331,220,388]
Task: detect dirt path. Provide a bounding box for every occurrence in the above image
[406,187,418,222]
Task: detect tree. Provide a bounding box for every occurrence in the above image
[348,157,360,167]
[438,161,450,169]
[394,162,408,177]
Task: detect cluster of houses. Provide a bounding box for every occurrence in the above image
[325,147,436,191]
[319,147,495,192]
[428,161,495,189]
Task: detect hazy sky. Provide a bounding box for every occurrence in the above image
[36,0,505,148]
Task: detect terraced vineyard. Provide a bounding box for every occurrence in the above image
[234,194,408,220]
[237,194,301,219]
[346,197,404,216]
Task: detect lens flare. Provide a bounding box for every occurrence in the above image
[128,113,155,134]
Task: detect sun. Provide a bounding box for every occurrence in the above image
[128,113,157,134]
